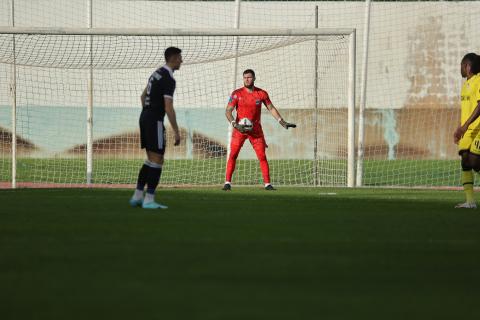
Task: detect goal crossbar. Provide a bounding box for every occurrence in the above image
[0,27,355,37]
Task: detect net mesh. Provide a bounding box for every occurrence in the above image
[0,32,350,187]
[3,0,478,188]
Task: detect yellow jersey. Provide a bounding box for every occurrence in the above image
[461,73,480,128]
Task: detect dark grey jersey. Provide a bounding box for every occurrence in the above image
[142,66,176,120]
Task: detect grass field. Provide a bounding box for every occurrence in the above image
[0,158,461,186]
[1,187,479,320]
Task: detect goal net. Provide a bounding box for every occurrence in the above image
[0,27,355,188]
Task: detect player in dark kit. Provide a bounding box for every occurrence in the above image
[223,69,296,191]
[130,47,182,209]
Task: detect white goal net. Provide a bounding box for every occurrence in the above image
[0,28,355,188]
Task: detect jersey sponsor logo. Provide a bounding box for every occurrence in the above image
[255,99,261,106]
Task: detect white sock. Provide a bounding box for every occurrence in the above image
[144,193,155,203]
[225,181,231,185]
[265,183,271,187]
[132,189,144,200]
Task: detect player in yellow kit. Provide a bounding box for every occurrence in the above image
[453,53,480,208]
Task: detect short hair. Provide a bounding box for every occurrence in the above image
[164,47,182,62]
[462,53,480,74]
[243,69,255,77]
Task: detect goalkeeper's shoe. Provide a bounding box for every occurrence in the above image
[222,183,232,191]
[454,202,477,209]
[142,201,168,209]
[129,197,143,207]
[265,184,276,191]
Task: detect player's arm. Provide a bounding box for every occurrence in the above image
[265,103,296,129]
[225,104,236,124]
[455,100,480,143]
[162,77,180,145]
[165,97,180,146]
[225,95,248,133]
[140,86,147,107]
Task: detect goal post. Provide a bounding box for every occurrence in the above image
[0,27,356,188]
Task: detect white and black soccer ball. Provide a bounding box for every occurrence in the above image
[238,118,253,130]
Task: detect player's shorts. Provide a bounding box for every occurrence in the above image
[231,129,267,150]
[140,117,166,155]
[458,128,480,155]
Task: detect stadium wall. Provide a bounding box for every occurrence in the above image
[0,1,478,161]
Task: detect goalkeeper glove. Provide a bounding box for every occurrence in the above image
[232,121,252,133]
[279,118,296,130]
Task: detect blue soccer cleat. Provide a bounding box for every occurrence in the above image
[142,201,168,209]
[129,197,143,207]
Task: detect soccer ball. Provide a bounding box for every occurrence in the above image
[238,118,253,130]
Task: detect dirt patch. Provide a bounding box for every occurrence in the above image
[0,126,38,155]
[65,127,227,158]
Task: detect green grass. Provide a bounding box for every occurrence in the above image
[1,187,480,320]
[0,158,461,186]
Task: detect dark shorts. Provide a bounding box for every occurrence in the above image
[140,117,166,155]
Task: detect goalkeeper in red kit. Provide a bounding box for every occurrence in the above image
[223,69,296,191]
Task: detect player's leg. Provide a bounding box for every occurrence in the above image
[132,117,168,209]
[456,132,476,208]
[250,135,274,190]
[142,120,168,209]
[470,153,480,173]
[130,158,152,207]
[458,135,480,209]
[468,135,480,173]
[224,131,247,190]
[142,150,167,209]
[456,151,476,208]
[130,114,150,206]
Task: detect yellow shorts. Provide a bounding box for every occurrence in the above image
[459,128,480,155]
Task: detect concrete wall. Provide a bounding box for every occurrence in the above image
[0,1,478,161]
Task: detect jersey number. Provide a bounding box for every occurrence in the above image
[144,77,154,107]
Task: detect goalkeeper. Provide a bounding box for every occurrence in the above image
[223,69,296,191]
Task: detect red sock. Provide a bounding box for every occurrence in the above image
[259,157,270,184]
[226,139,244,182]
[226,156,236,182]
[252,137,270,184]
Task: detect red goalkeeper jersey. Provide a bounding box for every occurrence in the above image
[228,86,272,133]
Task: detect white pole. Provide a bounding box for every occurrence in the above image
[356,0,371,187]
[10,0,16,189]
[347,30,356,188]
[227,0,242,170]
[86,0,93,185]
[313,5,319,187]
[185,110,193,159]
[231,0,241,83]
